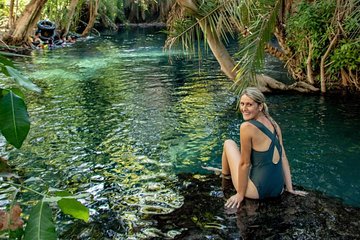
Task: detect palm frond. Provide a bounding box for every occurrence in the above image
[232,0,283,94]
[165,0,284,93]
[165,0,245,55]
[345,0,360,39]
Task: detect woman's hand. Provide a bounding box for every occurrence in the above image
[225,193,244,209]
[287,189,308,196]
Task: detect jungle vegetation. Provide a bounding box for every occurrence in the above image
[1,0,359,92]
[166,0,359,93]
[0,0,359,238]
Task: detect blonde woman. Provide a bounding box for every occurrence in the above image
[222,87,307,208]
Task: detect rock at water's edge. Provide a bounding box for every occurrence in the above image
[152,173,360,239]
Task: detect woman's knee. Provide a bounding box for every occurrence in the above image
[224,139,238,150]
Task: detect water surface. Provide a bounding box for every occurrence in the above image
[1,28,359,238]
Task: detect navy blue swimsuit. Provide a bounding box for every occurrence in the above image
[248,120,284,199]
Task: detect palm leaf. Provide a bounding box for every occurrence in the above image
[0,91,30,149]
[165,0,283,91]
[233,0,283,93]
[23,201,57,240]
[165,0,245,54]
[345,0,360,39]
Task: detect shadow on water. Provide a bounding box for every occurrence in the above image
[1,27,360,239]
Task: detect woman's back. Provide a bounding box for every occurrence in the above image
[246,119,284,199]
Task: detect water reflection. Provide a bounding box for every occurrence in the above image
[1,28,360,238]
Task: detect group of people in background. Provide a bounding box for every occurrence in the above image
[30,29,78,50]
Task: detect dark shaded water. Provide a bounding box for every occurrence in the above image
[1,28,360,238]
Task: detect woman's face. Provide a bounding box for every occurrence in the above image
[239,94,262,121]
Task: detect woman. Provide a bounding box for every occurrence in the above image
[223,87,307,209]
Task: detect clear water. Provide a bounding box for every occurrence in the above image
[1,28,359,238]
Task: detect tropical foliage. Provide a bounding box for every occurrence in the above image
[165,0,360,93]
[0,52,89,239]
[0,0,175,45]
[0,53,36,148]
[286,0,360,91]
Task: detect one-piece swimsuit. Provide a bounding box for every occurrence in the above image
[248,119,284,199]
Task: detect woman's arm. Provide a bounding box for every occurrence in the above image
[281,146,294,192]
[278,125,308,196]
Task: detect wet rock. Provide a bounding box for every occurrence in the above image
[152,173,360,240]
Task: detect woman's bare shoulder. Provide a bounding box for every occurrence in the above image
[240,121,257,132]
[240,121,252,128]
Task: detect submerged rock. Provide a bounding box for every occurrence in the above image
[152,173,360,240]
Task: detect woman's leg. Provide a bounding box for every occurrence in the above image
[222,140,241,190]
[222,140,259,199]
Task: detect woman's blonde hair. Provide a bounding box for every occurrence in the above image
[240,87,277,127]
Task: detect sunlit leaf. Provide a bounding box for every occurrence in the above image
[57,198,89,222]
[54,190,88,199]
[2,88,25,99]
[5,66,41,93]
[23,201,57,240]
[54,190,72,197]
[0,91,30,148]
[44,193,89,203]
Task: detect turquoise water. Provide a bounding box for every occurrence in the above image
[1,28,359,238]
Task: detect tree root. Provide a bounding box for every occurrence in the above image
[257,74,319,93]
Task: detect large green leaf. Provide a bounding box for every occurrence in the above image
[23,201,57,240]
[2,88,25,99]
[5,66,41,93]
[0,91,30,148]
[57,198,89,222]
[0,55,15,69]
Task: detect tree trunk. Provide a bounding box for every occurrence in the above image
[81,0,100,37]
[306,39,314,84]
[177,0,236,79]
[198,20,237,80]
[320,29,340,93]
[4,0,48,46]
[159,0,176,22]
[176,0,319,93]
[61,0,80,37]
[9,0,15,29]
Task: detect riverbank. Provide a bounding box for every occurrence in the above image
[152,173,360,239]
[60,173,360,239]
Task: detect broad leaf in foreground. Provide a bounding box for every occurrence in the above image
[0,91,30,148]
[23,201,57,240]
[57,198,90,222]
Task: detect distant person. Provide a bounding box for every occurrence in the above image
[67,35,77,43]
[213,87,307,208]
[31,30,43,48]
